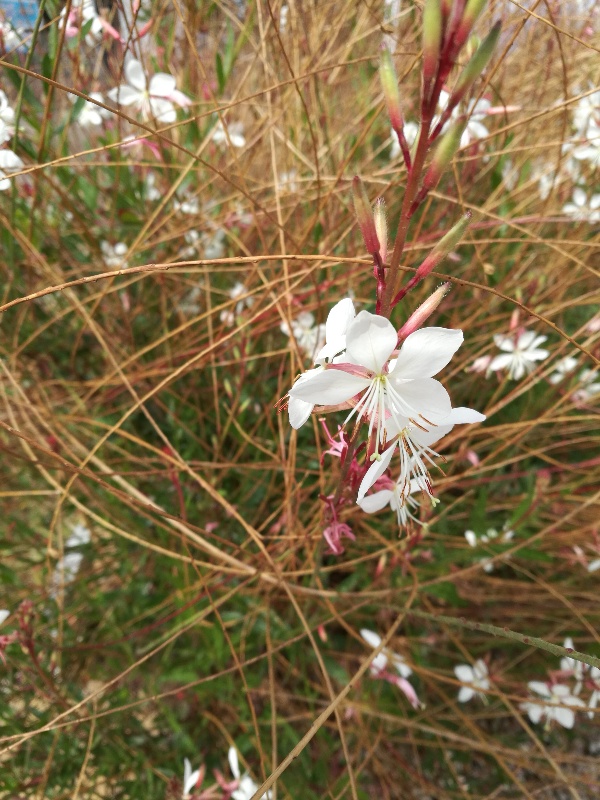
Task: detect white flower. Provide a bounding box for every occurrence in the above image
[108,59,189,123]
[101,241,128,269]
[66,523,91,548]
[219,282,255,326]
[560,637,587,694]
[360,628,412,678]
[281,311,326,361]
[588,667,600,719]
[0,610,9,626]
[174,195,200,215]
[1,19,25,52]
[571,89,600,165]
[182,757,201,798]
[71,91,109,127]
[359,473,422,526]
[212,120,246,148]
[572,369,600,403]
[228,747,271,800]
[489,330,549,380]
[145,172,162,201]
[549,356,578,384]
[436,91,491,148]
[0,148,24,191]
[562,187,600,222]
[521,682,585,729]
[454,660,490,702]
[291,312,457,448]
[59,0,104,45]
[0,90,16,144]
[357,405,485,506]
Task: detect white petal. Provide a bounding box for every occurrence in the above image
[525,703,544,724]
[228,747,240,779]
[288,368,369,406]
[554,706,575,729]
[0,610,9,625]
[443,407,486,425]
[387,377,452,423]
[326,298,355,341]
[458,686,475,703]
[360,629,382,649]
[528,681,551,698]
[488,353,514,372]
[392,328,463,379]
[345,311,398,373]
[359,489,393,514]
[464,530,477,547]
[454,664,475,682]
[357,443,397,502]
[111,85,142,107]
[288,397,314,429]
[473,659,488,680]
[150,72,176,97]
[0,150,23,170]
[125,58,147,91]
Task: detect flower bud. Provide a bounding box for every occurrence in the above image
[454,0,488,51]
[373,197,388,264]
[398,283,451,339]
[449,21,500,105]
[422,118,467,192]
[352,176,380,256]
[380,47,404,133]
[414,212,472,280]
[422,0,442,86]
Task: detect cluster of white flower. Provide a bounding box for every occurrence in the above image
[281,310,327,361]
[464,525,514,573]
[50,523,92,598]
[520,637,599,729]
[101,241,129,270]
[287,298,485,527]
[182,747,271,800]
[0,89,23,192]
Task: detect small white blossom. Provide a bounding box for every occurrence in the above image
[562,187,600,222]
[71,92,109,127]
[489,330,549,380]
[521,682,585,729]
[454,660,490,703]
[572,369,600,403]
[59,0,104,45]
[182,757,201,798]
[0,90,15,144]
[0,148,24,191]
[588,667,600,719]
[228,747,271,800]
[281,311,326,361]
[212,120,246,148]
[360,628,412,678]
[0,610,9,626]
[219,282,255,326]
[549,356,578,384]
[108,59,190,124]
[101,241,128,269]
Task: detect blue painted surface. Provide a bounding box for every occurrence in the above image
[0,0,39,32]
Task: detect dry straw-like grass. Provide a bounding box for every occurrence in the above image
[0,0,599,797]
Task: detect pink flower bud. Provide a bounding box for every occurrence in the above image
[414,212,471,280]
[398,283,451,339]
[373,197,388,264]
[453,0,488,52]
[352,176,380,257]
